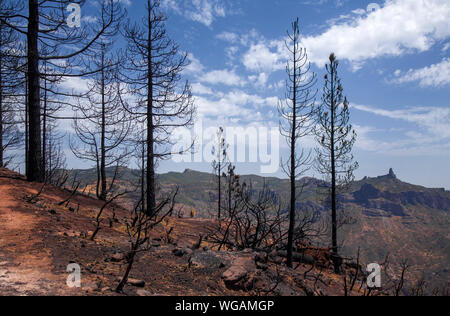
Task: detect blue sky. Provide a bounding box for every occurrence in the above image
[64,0,450,189]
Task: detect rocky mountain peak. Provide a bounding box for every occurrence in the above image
[388,168,397,179]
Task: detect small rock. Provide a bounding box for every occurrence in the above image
[136,289,151,296]
[173,248,185,257]
[101,287,111,293]
[128,278,145,288]
[84,282,100,293]
[110,253,125,262]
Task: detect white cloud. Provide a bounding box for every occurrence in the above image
[195,90,278,119]
[352,104,450,156]
[242,41,286,73]
[216,32,239,43]
[82,16,98,23]
[248,73,269,89]
[443,42,450,52]
[225,46,239,62]
[352,103,450,139]
[60,77,90,93]
[269,80,285,91]
[185,53,205,75]
[116,0,131,6]
[302,0,347,7]
[391,58,450,87]
[162,0,228,27]
[199,69,246,87]
[191,83,214,95]
[301,0,450,68]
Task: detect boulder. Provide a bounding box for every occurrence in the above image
[222,256,257,291]
[189,251,233,269]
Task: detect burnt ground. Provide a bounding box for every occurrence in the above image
[0,168,363,296]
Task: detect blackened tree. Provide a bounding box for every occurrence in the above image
[278,18,316,268]
[0,2,23,168]
[1,0,125,182]
[71,43,131,201]
[211,127,229,219]
[314,53,358,272]
[120,0,195,215]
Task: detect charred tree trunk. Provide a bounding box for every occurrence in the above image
[141,139,146,212]
[330,64,338,260]
[115,244,137,293]
[218,160,221,219]
[42,61,47,176]
[120,0,194,217]
[286,29,298,269]
[27,0,43,182]
[25,71,28,171]
[146,1,156,216]
[0,31,3,168]
[278,19,317,269]
[100,49,107,201]
[314,53,358,274]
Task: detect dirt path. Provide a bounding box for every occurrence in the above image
[0,179,75,295]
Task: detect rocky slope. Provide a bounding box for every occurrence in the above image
[63,167,450,290]
[0,168,370,296]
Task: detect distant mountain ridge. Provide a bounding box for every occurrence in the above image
[66,166,450,216]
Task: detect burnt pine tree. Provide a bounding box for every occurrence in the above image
[314,53,358,272]
[71,43,131,201]
[211,127,229,219]
[120,0,195,215]
[278,18,316,268]
[0,0,124,182]
[0,11,23,168]
[40,55,66,180]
